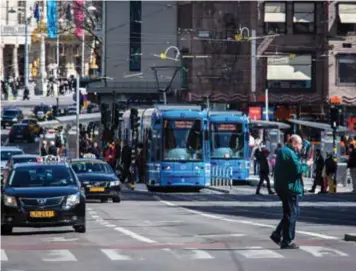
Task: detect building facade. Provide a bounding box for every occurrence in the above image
[89,0,180,109]
[0,0,98,83]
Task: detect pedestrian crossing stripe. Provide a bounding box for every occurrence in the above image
[0,246,350,262]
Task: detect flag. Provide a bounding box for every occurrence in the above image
[33,2,40,22]
[46,0,58,38]
[73,0,84,38]
[66,4,72,21]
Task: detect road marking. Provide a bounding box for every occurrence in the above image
[154,196,339,240]
[99,221,109,225]
[91,215,99,219]
[42,250,77,262]
[114,226,157,244]
[42,237,79,242]
[163,248,214,260]
[236,246,284,259]
[105,224,116,228]
[1,249,8,261]
[198,233,246,238]
[300,246,349,257]
[87,207,93,211]
[101,249,132,261]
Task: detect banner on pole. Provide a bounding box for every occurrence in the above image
[47,0,58,38]
[74,0,84,38]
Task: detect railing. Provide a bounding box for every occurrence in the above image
[211,166,233,188]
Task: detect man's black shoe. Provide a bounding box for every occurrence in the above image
[270,232,281,245]
[280,243,299,249]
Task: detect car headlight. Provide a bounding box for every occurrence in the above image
[4,195,17,207]
[64,193,80,209]
[12,118,18,121]
[110,180,120,187]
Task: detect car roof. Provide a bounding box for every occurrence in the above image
[3,107,20,111]
[71,158,106,164]
[12,123,28,126]
[0,146,23,152]
[11,154,40,159]
[14,162,69,169]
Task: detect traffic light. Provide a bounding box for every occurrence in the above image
[330,106,342,129]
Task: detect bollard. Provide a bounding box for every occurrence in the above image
[211,166,216,186]
[223,167,228,186]
[218,167,222,186]
[229,167,233,188]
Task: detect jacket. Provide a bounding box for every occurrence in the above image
[274,145,309,196]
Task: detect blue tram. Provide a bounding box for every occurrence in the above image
[122,105,211,192]
[208,111,250,182]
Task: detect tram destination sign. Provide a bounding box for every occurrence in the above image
[215,124,236,131]
[172,121,194,129]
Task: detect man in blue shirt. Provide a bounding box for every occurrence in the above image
[270,134,313,249]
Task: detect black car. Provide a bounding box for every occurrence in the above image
[71,159,121,203]
[1,108,24,129]
[9,123,36,143]
[1,162,86,235]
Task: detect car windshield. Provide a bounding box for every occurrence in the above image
[3,110,17,116]
[12,125,27,131]
[22,119,36,124]
[13,157,39,164]
[1,151,24,161]
[8,166,76,187]
[163,119,203,161]
[210,123,245,159]
[71,162,114,174]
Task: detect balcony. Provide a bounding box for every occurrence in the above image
[1,25,26,36]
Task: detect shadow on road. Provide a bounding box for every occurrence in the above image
[9,229,74,236]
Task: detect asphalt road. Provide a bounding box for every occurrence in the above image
[2,185,356,271]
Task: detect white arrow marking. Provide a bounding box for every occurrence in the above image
[237,246,284,259]
[101,249,132,261]
[42,250,77,262]
[1,249,8,261]
[300,246,348,257]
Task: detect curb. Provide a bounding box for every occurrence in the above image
[206,186,231,194]
[344,234,356,242]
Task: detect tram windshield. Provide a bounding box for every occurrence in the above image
[210,123,245,159]
[163,119,203,161]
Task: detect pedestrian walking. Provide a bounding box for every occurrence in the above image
[309,149,325,193]
[270,134,313,249]
[255,146,274,195]
[347,144,356,193]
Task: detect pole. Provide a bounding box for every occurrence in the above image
[76,76,80,158]
[251,29,256,96]
[332,127,337,193]
[101,0,106,78]
[265,88,269,121]
[56,33,59,79]
[24,13,29,88]
[81,32,85,77]
[163,92,167,105]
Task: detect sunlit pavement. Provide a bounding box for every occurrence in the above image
[2,185,356,271]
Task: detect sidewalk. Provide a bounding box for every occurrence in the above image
[208,175,354,194]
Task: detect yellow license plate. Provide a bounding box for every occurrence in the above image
[89,187,105,192]
[30,211,55,218]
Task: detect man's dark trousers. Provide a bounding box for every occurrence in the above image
[274,190,300,245]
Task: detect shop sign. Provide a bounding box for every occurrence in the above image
[249,107,261,120]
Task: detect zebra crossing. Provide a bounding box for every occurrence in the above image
[0,245,351,263]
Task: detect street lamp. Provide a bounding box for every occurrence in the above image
[8,7,31,89]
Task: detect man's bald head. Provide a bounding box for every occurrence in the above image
[288,134,303,152]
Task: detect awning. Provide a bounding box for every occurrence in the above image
[288,119,348,133]
[293,3,315,23]
[250,120,290,130]
[267,55,311,81]
[38,120,60,128]
[264,2,286,22]
[338,4,356,23]
[56,113,101,126]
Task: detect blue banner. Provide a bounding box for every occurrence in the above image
[47,0,57,39]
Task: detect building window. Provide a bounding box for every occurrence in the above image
[17,1,26,25]
[264,2,287,34]
[336,54,356,84]
[129,1,142,72]
[266,54,312,89]
[293,2,315,34]
[337,3,356,35]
